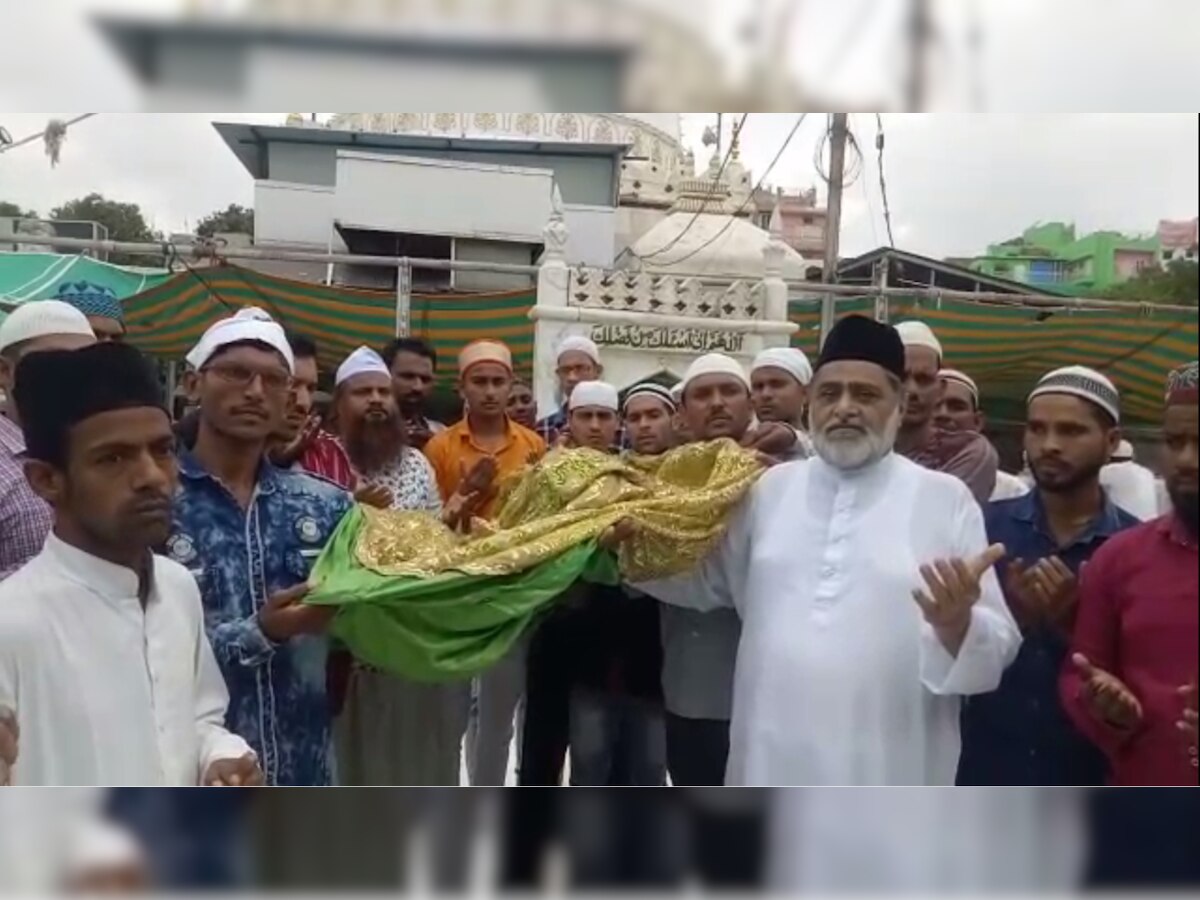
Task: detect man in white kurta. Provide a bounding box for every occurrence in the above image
[0,341,254,787]
[637,316,1022,785]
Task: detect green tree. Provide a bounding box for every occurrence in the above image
[1102,259,1199,306]
[50,193,162,266]
[195,203,254,238]
[0,201,38,219]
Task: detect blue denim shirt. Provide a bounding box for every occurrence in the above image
[957,489,1139,786]
[166,451,352,786]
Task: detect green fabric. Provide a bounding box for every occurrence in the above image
[790,296,1199,428]
[0,252,172,322]
[308,507,619,682]
[119,264,535,380]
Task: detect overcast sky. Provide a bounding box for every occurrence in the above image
[1,112,1194,260]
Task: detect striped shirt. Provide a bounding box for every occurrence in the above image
[0,415,52,581]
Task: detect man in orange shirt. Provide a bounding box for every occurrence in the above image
[423,339,546,785]
[424,340,545,522]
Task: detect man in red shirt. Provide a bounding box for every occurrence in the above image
[1061,361,1199,784]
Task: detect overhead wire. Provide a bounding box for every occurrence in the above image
[874,113,896,247]
[632,112,751,261]
[644,112,810,270]
[0,114,98,155]
[852,116,882,248]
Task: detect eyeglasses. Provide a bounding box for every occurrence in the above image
[204,362,292,394]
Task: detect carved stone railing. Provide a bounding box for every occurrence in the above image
[567,267,767,321]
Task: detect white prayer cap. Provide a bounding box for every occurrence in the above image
[940,368,980,405]
[680,353,750,396]
[0,300,94,355]
[752,347,813,386]
[63,818,146,882]
[568,380,619,412]
[336,346,390,387]
[185,307,294,374]
[895,320,944,361]
[1029,365,1121,424]
[1113,439,1135,462]
[557,335,601,365]
[670,382,684,403]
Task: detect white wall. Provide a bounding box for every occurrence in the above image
[561,204,616,267]
[334,151,554,243]
[254,181,335,247]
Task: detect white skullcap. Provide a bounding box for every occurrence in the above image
[752,347,813,386]
[680,353,750,396]
[940,368,980,405]
[336,346,390,387]
[568,380,619,412]
[63,818,146,880]
[1029,365,1121,424]
[0,300,95,355]
[185,307,294,374]
[895,320,944,361]
[1113,439,1135,462]
[557,335,601,365]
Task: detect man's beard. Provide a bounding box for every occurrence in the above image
[811,408,901,471]
[1168,482,1199,537]
[345,411,405,473]
[1031,457,1104,495]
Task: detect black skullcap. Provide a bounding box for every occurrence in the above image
[815,315,906,382]
[14,342,165,465]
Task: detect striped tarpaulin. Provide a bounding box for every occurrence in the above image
[789,296,1199,428]
[122,265,535,382]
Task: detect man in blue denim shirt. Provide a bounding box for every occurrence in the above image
[167,310,352,786]
[958,366,1139,785]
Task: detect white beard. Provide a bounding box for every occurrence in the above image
[811,407,902,471]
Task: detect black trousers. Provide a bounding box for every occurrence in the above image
[518,608,576,786]
[664,711,730,787]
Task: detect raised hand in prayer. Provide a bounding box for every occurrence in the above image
[406,419,434,451]
[463,456,498,495]
[1004,556,1079,632]
[203,753,265,787]
[258,584,336,643]
[0,706,16,786]
[269,414,321,468]
[741,422,797,457]
[913,544,1007,656]
[1071,653,1143,731]
[354,483,394,509]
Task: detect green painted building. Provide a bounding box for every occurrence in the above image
[969,222,1160,296]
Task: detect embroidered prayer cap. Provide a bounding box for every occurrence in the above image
[680,353,750,396]
[1028,366,1120,424]
[53,280,124,323]
[14,342,165,464]
[557,335,601,365]
[569,380,619,412]
[623,382,678,415]
[940,368,980,406]
[752,347,813,386]
[1166,361,1198,405]
[185,307,294,374]
[458,339,512,376]
[336,346,390,387]
[0,300,95,356]
[814,315,906,382]
[895,320,944,362]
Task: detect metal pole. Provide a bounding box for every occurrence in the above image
[396,259,412,337]
[820,113,850,346]
[906,0,932,110]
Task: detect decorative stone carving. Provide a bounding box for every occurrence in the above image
[542,185,569,264]
[554,114,581,141]
[593,119,615,143]
[473,112,499,132]
[396,112,422,132]
[432,112,458,132]
[515,113,542,136]
[567,267,765,321]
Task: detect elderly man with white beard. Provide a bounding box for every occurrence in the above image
[630,316,1022,785]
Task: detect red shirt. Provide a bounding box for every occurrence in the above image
[298,431,356,491]
[1060,515,1199,785]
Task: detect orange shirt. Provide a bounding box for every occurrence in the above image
[423,416,546,518]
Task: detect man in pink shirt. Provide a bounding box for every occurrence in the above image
[1061,361,1199,784]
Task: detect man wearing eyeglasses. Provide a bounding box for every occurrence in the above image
[164,309,353,786]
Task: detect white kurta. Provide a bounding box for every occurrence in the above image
[1099,460,1163,521]
[640,453,1021,786]
[0,534,252,786]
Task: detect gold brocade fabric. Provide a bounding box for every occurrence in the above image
[354,439,765,582]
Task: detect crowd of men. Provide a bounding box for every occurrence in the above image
[0,280,1196,787]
